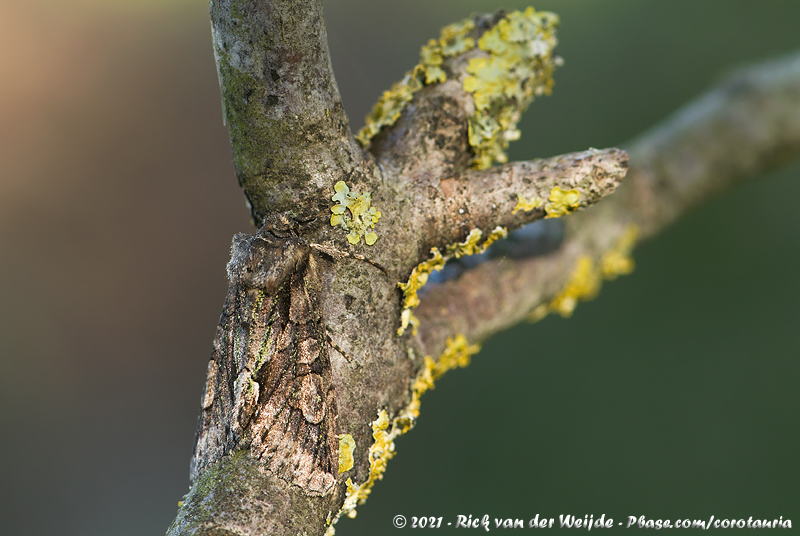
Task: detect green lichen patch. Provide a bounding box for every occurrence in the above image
[330,181,382,245]
[464,7,561,169]
[355,18,476,145]
[397,227,507,336]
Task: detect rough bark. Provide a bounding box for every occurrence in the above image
[209,0,362,223]
[418,51,800,352]
[167,2,800,534]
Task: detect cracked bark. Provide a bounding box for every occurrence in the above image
[167,2,800,535]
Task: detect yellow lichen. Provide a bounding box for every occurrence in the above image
[397,227,507,336]
[548,255,602,317]
[356,18,477,146]
[482,226,509,249]
[356,9,560,165]
[447,228,483,258]
[420,39,446,84]
[529,224,640,321]
[356,9,560,167]
[512,193,544,214]
[398,248,446,309]
[544,186,581,218]
[600,225,639,279]
[395,334,480,434]
[463,8,561,169]
[330,181,382,245]
[396,248,445,336]
[328,410,395,528]
[338,434,356,474]
[355,75,421,145]
[445,226,508,258]
[328,335,480,533]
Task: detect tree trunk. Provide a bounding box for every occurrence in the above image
[167,2,800,534]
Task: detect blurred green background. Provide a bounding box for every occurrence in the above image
[0,1,798,534]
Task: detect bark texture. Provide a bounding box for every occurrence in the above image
[168,2,800,534]
[418,51,800,351]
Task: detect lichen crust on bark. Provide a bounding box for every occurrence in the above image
[397,228,507,336]
[357,8,562,170]
[325,335,481,535]
[527,224,639,321]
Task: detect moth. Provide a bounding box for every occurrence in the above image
[190,214,383,495]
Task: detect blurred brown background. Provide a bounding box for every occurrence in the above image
[1,1,798,534]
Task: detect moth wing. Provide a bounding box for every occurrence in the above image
[247,264,338,495]
[191,231,338,496]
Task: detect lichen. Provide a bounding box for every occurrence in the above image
[330,181,382,245]
[327,335,480,534]
[338,434,356,474]
[445,226,508,258]
[528,224,640,321]
[394,334,480,434]
[325,411,395,534]
[544,186,581,218]
[355,18,476,145]
[463,8,561,169]
[548,255,602,317]
[356,9,560,170]
[397,248,446,336]
[512,193,544,214]
[355,74,421,146]
[600,225,639,279]
[397,227,507,336]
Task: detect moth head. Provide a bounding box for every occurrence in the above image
[227,233,306,292]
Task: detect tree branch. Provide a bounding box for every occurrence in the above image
[169,2,800,534]
[416,50,800,357]
[210,0,362,223]
[624,50,800,237]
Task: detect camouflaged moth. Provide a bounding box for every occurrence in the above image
[190,214,383,495]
